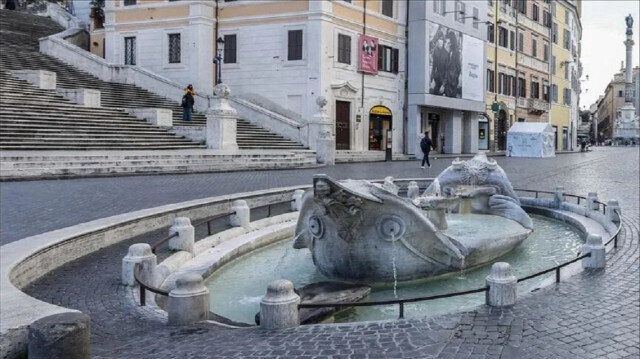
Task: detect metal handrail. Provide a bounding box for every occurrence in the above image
[150,232,178,254]
[134,263,169,306]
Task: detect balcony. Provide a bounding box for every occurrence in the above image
[516,98,549,114]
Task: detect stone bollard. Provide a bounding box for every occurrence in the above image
[121,243,157,286]
[28,312,91,359]
[168,217,195,255]
[291,189,306,211]
[606,200,621,223]
[167,273,210,325]
[407,181,420,200]
[586,192,599,211]
[230,199,250,227]
[260,279,300,330]
[582,234,606,269]
[485,262,517,307]
[553,186,565,208]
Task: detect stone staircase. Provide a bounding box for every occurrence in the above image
[0,9,307,150]
[0,70,205,150]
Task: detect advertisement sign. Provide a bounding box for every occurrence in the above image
[428,24,483,102]
[358,34,378,75]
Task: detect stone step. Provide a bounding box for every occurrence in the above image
[0,122,171,132]
[0,118,163,128]
[0,132,191,140]
[0,127,171,135]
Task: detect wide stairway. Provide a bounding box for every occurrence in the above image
[0,9,307,150]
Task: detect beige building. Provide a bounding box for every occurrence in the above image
[594,66,640,142]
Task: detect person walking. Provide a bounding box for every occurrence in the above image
[181,84,195,122]
[420,132,435,169]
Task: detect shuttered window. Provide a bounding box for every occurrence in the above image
[124,36,136,65]
[223,34,237,64]
[287,30,303,61]
[337,34,351,64]
[168,33,181,64]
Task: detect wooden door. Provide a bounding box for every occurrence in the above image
[335,101,351,150]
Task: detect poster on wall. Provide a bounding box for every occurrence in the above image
[461,34,484,102]
[358,34,378,75]
[428,23,463,98]
[427,24,484,102]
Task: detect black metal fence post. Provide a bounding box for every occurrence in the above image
[140,285,146,306]
[555,267,561,283]
[399,302,405,319]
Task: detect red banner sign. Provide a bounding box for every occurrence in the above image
[358,34,378,75]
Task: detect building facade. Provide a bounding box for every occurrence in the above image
[88,0,580,156]
[594,66,640,143]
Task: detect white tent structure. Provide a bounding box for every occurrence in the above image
[506,122,555,158]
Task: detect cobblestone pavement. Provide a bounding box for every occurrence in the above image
[13,147,640,358]
[1,147,636,244]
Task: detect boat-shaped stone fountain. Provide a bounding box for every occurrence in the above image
[294,153,533,283]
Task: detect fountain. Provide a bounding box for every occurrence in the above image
[293,153,533,283]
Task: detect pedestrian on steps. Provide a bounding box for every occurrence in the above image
[181,84,195,122]
[420,131,435,169]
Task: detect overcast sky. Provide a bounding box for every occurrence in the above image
[580,0,640,107]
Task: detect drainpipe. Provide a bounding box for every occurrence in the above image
[214,0,220,87]
[403,0,409,154]
[361,0,367,112]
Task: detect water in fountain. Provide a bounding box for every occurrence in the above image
[206,215,583,324]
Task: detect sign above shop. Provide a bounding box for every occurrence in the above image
[370,105,392,116]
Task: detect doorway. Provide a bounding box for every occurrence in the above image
[496,109,508,151]
[335,101,351,150]
[368,106,392,151]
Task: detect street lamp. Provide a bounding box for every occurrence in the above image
[213,36,225,85]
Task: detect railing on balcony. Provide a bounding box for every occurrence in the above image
[528,98,550,113]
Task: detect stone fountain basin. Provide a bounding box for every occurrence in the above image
[444,213,532,268]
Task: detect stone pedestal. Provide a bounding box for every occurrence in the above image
[553,186,565,208]
[309,97,336,165]
[169,217,195,255]
[28,312,90,359]
[167,273,210,325]
[121,243,157,287]
[606,200,621,223]
[407,181,420,200]
[57,88,101,107]
[127,108,173,127]
[260,279,300,329]
[10,69,56,90]
[582,234,606,269]
[485,262,517,307]
[206,83,238,150]
[586,192,599,211]
[230,199,250,227]
[291,189,306,211]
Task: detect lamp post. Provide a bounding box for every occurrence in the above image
[214,37,225,85]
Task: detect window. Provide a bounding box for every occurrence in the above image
[543,11,551,27]
[563,88,571,105]
[551,23,558,43]
[530,80,539,99]
[337,34,351,64]
[563,29,571,50]
[168,33,181,64]
[532,4,539,21]
[516,0,526,15]
[498,26,508,48]
[551,1,556,16]
[473,8,479,29]
[543,42,549,61]
[455,1,466,23]
[518,117,525,122]
[487,69,495,92]
[287,30,303,61]
[551,84,558,102]
[381,0,393,17]
[543,83,550,102]
[124,36,136,65]
[124,0,136,5]
[511,75,516,96]
[564,9,569,24]
[518,77,526,97]
[518,32,524,52]
[509,31,515,50]
[433,0,446,15]
[378,45,399,73]
[564,63,569,79]
[551,55,556,74]
[531,38,537,57]
[487,23,495,43]
[618,90,624,97]
[223,34,237,64]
